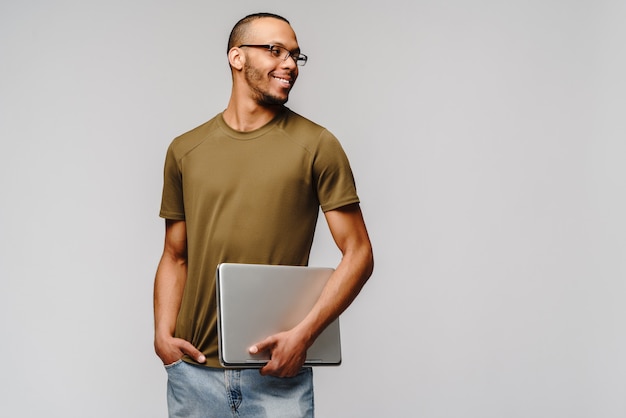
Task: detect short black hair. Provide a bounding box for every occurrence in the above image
[227,13,290,53]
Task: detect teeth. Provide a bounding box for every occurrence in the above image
[274,77,290,84]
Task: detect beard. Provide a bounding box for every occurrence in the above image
[243,62,291,106]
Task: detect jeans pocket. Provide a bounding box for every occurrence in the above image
[164,358,184,370]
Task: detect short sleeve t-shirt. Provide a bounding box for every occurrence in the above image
[160,107,359,367]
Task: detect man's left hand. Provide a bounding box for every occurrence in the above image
[249,329,308,377]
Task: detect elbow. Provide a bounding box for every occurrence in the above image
[360,243,375,284]
[366,248,375,281]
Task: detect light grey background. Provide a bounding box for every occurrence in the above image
[1,1,624,417]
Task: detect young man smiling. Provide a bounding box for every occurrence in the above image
[154,12,373,417]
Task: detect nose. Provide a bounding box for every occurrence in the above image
[282,54,298,71]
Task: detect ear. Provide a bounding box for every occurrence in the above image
[228,47,244,71]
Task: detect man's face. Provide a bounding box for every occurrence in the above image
[241,18,300,106]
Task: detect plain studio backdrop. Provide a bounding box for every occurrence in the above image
[1,1,624,417]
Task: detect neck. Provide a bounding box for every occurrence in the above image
[222,96,283,132]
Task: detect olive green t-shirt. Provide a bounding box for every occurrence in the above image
[160,107,359,367]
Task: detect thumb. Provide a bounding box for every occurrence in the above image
[181,340,206,363]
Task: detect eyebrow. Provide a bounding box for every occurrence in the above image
[270,42,301,54]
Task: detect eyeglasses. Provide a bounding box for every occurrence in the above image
[239,44,308,66]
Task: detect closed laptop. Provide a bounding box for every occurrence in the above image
[216,263,342,367]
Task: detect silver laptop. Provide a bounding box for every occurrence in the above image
[216,263,342,367]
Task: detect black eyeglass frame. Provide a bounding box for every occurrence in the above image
[238,44,308,66]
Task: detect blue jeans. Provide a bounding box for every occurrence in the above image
[165,360,314,418]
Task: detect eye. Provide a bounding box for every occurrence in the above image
[269,46,283,57]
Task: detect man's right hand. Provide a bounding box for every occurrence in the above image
[154,220,203,366]
[155,335,206,365]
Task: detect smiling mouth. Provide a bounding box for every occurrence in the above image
[273,76,292,86]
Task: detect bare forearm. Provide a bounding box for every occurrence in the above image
[250,205,373,376]
[300,205,374,344]
[153,255,187,339]
[252,245,373,377]
[299,243,373,344]
[153,256,207,364]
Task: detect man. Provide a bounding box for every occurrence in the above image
[154,12,374,417]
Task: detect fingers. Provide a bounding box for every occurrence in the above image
[180,339,206,363]
[248,337,281,376]
[249,336,275,356]
[259,362,274,376]
[259,356,302,378]
[156,336,205,364]
[250,335,305,377]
